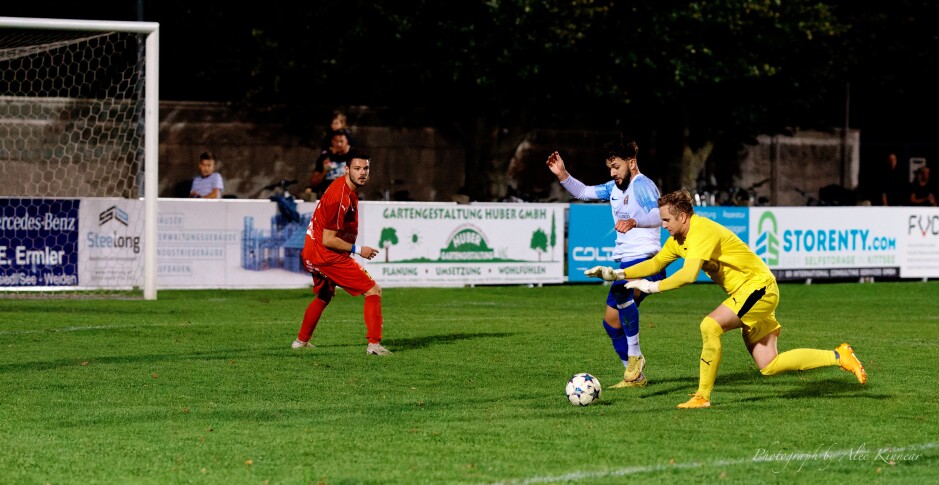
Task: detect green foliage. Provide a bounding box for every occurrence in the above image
[1,282,936,483]
[116,0,939,198]
[379,227,399,248]
[11,1,939,197]
[530,227,548,254]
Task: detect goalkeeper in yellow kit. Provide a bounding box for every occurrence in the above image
[586,189,868,409]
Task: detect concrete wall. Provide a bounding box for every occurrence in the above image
[159,102,859,206]
[742,129,860,206]
[159,101,468,202]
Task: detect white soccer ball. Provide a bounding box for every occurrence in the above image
[565,372,602,406]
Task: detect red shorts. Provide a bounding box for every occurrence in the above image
[302,254,376,298]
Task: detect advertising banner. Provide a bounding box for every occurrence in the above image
[157,199,317,289]
[901,207,939,278]
[749,207,903,280]
[4,199,936,291]
[566,204,749,283]
[79,198,145,288]
[567,203,614,283]
[0,197,145,289]
[0,198,80,287]
[358,202,565,287]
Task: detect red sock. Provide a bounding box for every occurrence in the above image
[297,298,328,342]
[364,294,383,344]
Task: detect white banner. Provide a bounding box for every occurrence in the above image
[358,202,565,287]
[897,207,939,278]
[79,198,145,288]
[746,207,939,280]
[157,199,317,289]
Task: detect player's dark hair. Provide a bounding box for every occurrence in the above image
[658,189,695,217]
[345,147,371,165]
[199,151,215,161]
[603,134,639,162]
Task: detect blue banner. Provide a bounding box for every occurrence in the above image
[567,203,750,282]
[567,204,616,282]
[0,199,80,286]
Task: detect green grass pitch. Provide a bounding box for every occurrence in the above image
[1,281,936,483]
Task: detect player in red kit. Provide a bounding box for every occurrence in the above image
[292,148,391,355]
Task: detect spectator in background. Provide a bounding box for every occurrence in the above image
[909,165,937,206]
[190,151,224,199]
[321,111,352,150]
[309,129,353,198]
[880,152,906,206]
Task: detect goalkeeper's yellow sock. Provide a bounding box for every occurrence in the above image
[696,316,724,401]
[759,348,838,376]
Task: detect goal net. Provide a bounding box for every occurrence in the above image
[0,17,159,299]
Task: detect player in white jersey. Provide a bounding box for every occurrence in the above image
[546,136,664,388]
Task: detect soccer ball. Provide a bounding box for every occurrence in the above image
[565,373,602,406]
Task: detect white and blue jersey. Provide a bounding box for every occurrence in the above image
[561,173,661,261]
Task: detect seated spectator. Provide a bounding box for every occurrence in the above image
[190,151,224,199]
[909,165,937,206]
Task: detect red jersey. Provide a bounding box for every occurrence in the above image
[303,176,359,265]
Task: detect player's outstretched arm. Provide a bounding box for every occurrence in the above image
[625,279,660,293]
[584,266,625,281]
[634,257,704,293]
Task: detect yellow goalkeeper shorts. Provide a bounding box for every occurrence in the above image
[723,279,782,347]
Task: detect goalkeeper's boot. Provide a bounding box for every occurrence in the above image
[366,343,393,356]
[609,372,647,389]
[623,354,646,382]
[291,339,313,349]
[835,342,867,384]
[676,393,711,409]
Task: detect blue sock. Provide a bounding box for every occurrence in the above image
[618,297,641,356]
[608,283,642,356]
[603,321,630,364]
[620,300,639,338]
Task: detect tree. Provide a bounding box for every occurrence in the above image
[549,213,557,261]
[595,1,853,190]
[11,2,939,176]
[237,0,621,198]
[378,227,398,263]
[49,0,926,198]
[530,228,548,261]
[235,1,860,196]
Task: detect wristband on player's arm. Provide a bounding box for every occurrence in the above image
[351,244,359,256]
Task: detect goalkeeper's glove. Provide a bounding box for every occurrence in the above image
[584,266,625,281]
[625,279,661,294]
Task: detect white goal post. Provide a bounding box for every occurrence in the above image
[0,17,159,299]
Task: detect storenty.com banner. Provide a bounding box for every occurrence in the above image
[750,207,902,280]
[358,202,565,287]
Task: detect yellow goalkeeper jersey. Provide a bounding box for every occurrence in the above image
[657,214,775,295]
